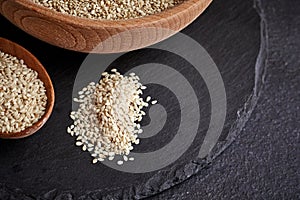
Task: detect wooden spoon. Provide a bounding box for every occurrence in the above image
[0,0,212,53]
[0,37,55,139]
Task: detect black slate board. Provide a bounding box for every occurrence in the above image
[1,0,296,199]
[153,0,300,199]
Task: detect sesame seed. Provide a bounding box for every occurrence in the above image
[146,96,151,102]
[67,69,155,164]
[129,157,135,161]
[108,156,114,160]
[76,141,83,146]
[0,50,47,134]
[117,160,124,165]
[109,152,115,156]
[151,100,158,104]
[123,155,128,161]
[33,0,183,20]
[77,136,82,140]
[135,139,140,144]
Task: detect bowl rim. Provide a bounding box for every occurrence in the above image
[15,0,209,28]
[0,37,55,139]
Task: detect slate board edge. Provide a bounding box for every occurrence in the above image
[0,0,266,199]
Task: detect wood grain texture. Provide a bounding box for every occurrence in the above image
[0,37,54,139]
[0,0,212,53]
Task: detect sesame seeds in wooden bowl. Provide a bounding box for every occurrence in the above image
[0,37,54,139]
[0,0,212,53]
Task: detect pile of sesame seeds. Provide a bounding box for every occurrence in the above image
[67,69,157,165]
[33,0,184,20]
[0,51,47,133]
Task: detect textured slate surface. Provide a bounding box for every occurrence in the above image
[152,0,300,199]
[0,0,298,199]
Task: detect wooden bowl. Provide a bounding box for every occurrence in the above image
[0,37,55,139]
[0,0,212,53]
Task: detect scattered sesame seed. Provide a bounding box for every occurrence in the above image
[146,96,151,102]
[67,69,154,165]
[151,100,158,104]
[108,156,114,161]
[117,160,124,165]
[135,139,140,144]
[76,141,83,146]
[77,136,82,140]
[123,155,128,161]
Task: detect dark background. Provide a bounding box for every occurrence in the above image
[0,0,299,199]
[154,0,299,199]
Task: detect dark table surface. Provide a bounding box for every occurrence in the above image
[0,0,299,199]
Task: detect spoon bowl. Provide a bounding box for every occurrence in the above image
[0,37,55,139]
[0,0,212,53]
